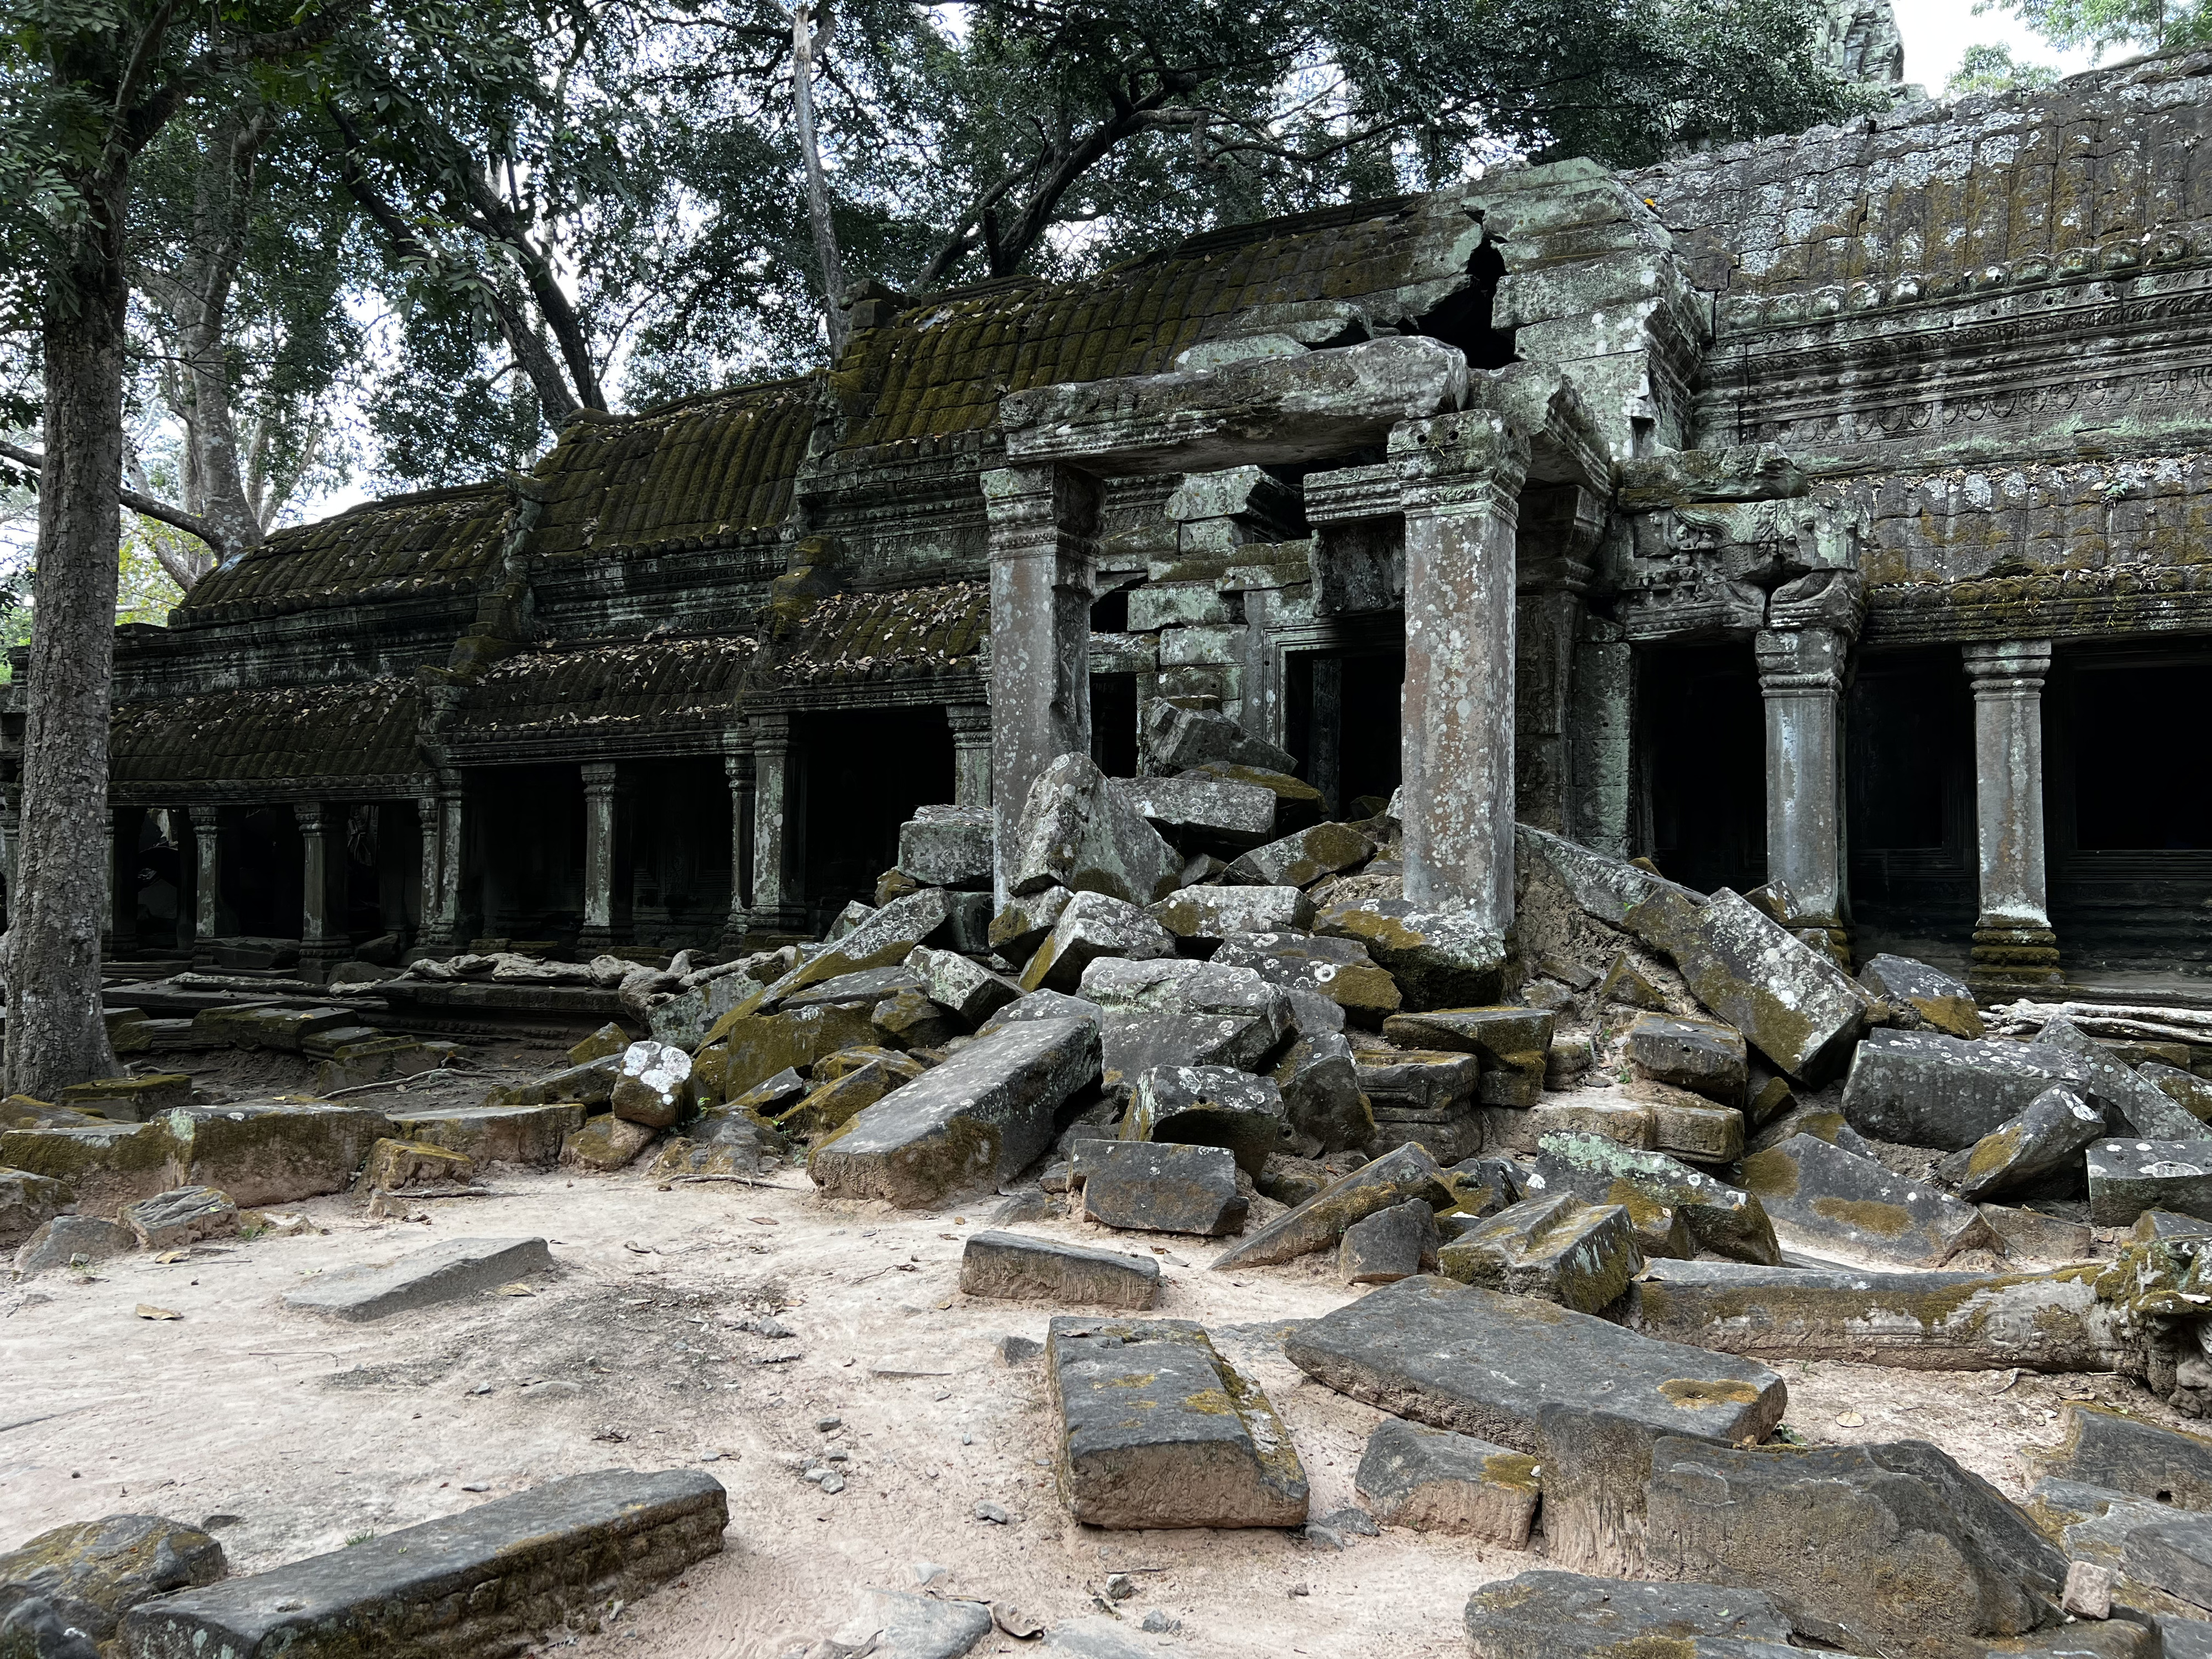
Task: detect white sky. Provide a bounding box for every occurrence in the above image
[1893,0,2099,90]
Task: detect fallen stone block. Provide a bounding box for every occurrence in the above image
[0,1512,226,1653]
[1621,888,1866,1082]
[1012,752,1183,906]
[1644,1436,2071,1656]
[1224,822,1374,889]
[1270,1032,1375,1153]
[905,946,1021,1025]
[2124,1516,2212,1613]
[1842,1029,2104,1151]
[1125,1066,1290,1176]
[284,1236,553,1320]
[2034,1016,2212,1145]
[1977,1202,2094,1261]
[978,989,1103,1038]
[988,886,1074,958]
[118,1185,238,1249]
[1288,1277,1785,1572]
[649,971,764,1050]
[13,1212,134,1275]
[1081,957,1292,1096]
[1111,773,1279,852]
[1524,1098,1655,1150]
[1212,1142,1451,1269]
[1740,1132,1996,1266]
[1859,953,1985,1040]
[754,890,959,1009]
[1947,1085,2108,1201]
[1437,1193,1644,1313]
[1517,825,1707,927]
[1047,1315,1307,1528]
[190,1004,358,1053]
[2027,1404,2212,1509]
[569,1022,631,1064]
[693,1001,878,1102]
[1640,1087,1746,1165]
[871,987,963,1051]
[1463,1569,1814,1658]
[1316,900,1505,1010]
[1213,931,1401,1025]
[363,1138,476,1191]
[1622,1259,2137,1373]
[1354,1047,1479,1116]
[2089,1140,2212,1227]
[2147,1063,2212,1125]
[1148,884,1314,942]
[1142,700,1297,774]
[898,805,994,889]
[777,1055,919,1138]
[58,1073,193,1121]
[1626,1013,1747,1107]
[384,1104,585,1167]
[823,1589,994,1659]
[0,1166,74,1249]
[1019,891,1178,993]
[781,967,925,1011]
[1599,950,1670,1011]
[171,1104,392,1210]
[1078,1140,1246,1235]
[959,1230,1160,1308]
[1381,1006,1554,1065]
[810,1017,1099,1208]
[485,1053,622,1109]
[1339,1196,1440,1284]
[121,1469,726,1658]
[1356,1418,1538,1543]
[1528,1134,1779,1264]
[562,1114,658,1170]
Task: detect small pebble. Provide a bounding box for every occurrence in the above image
[816,1416,842,1433]
[960,1433,973,1446]
[1318,1507,1379,1538]
[802,1468,828,1483]
[1104,1573,1135,1601]
[825,1449,849,1463]
[819,1472,846,1495]
[1302,1523,1345,1551]
[1288,1584,1310,1598]
[914,1562,950,1586]
[974,1501,1009,1524]
[1141,1611,1178,1634]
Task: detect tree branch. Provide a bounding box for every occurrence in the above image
[0,441,236,564]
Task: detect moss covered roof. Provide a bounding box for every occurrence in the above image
[175,486,513,626]
[529,380,819,559]
[112,679,426,787]
[451,634,759,738]
[761,581,989,686]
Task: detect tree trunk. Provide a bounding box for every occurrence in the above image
[791,0,848,360]
[8,174,128,1097]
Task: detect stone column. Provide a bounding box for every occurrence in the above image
[1396,410,1528,937]
[1308,658,1344,818]
[946,702,994,810]
[1514,484,1602,836]
[720,735,755,952]
[415,790,445,950]
[983,463,1100,897]
[748,712,806,932]
[578,761,621,954]
[1569,628,1634,858]
[295,802,349,978]
[1965,639,2062,985]
[187,805,226,947]
[415,778,467,952]
[109,805,144,958]
[1754,625,1850,950]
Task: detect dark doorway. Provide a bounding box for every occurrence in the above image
[1638,644,1765,895]
[1091,674,1140,776]
[222,805,305,938]
[1846,647,1975,966]
[1286,645,1402,816]
[628,759,733,950]
[468,765,584,945]
[802,706,955,927]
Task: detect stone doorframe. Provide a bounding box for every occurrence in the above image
[987,335,1611,935]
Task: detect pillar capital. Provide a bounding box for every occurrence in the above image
[293,800,332,836]
[943,701,993,738]
[1516,482,1605,596]
[1390,410,1531,517]
[748,709,794,747]
[580,760,619,791]
[187,802,221,832]
[1963,638,2053,693]
[1753,625,1848,696]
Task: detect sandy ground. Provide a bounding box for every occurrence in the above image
[2,1073,2199,1659]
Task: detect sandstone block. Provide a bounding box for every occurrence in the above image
[1047,1316,1306,1528]
[1437,1192,1644,1313]
[13,1213,134,1275]
[1841,1029,2100,1151]
[905,946,1021,1024]
[1269,1032,1375,1153]
[1355,1418,1538,1543]
[1526,1099,1654,1149]
[1338,1196,1440,1284]
[486,1054,622,1109]
[1316,900,1505,1010]
[2027,1404,2212,1509]
[1141,701,1297,775]
[121,1470,725,1658]
[1077,1140,1246,1235]
[611,1041,693,1129]
[58,1073,194,1121]
[0,1166,74,1249]
[1012,753,1183,906]
[1212,1142,1451,1269]
[959,1230,1160,1308]
[0,1512,225,1652]
[1224,822,1374,888]
[1741,1133,1995,1266]
[561,1114,658,1170]
[1949,1085,2107,1201]
[809,1017,1099,1207]
[383,1104,582,1168]
[1644,1091,1746,1164]
[695,1002,878,1102]
[2147,1063,2212,1124]
[1626,1012,1748,1107]
[2088,1139,2212,1227]
[1125,1066,1290,1176]
[2037,1018,2212,1144]
[1381,1006,1554,1064]
[1530,1133,1780,1264]
[1019,891,1178,993]
[1111,774,1278,851]
[1859,953,1984,1039]
[1214,930,1401,1024]
[1148,884,1314,941]
[1355,1047,1479,1115]
[898,805,993,889]
[568,1021,631,1065]
[990,885,1074,957]
[2123,1516,2212,1613]
[1463,1569,1810,1658]
[285,1235,552,1320]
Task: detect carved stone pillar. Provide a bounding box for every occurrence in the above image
[414,778,466,953]
[1755,625,1850,953]
[187,805,226,948]
[1965,639,2062,986]
[749,712,806,933]
[982,463,1100,898]
[578,761,622,954]
[109,805,144,958]
[1515,483,1602,836]
[1396,409,1529,936]
[721,735,756,952]
[946,702,994,810]
[1569,626,1634,858]
[295,802,349,978]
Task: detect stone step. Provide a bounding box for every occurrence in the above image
[285,1237,554,1321]
[120,1468,726,1658]
[383,1103,586,1166]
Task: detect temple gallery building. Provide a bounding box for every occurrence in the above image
[25,46,2212,990]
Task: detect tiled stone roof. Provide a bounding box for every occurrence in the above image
[767,583,989,684]
[451,635,759,738]
[112,679,426,789]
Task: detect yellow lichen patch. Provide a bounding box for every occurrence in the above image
[1657,1378,1763,1409]
[1737,1147,1797,1199]
[1592,1638,1697,1659]
[1481,1452,1542,1490]
[1182,1388,1236,1416]
[1810,1196,1914,1237]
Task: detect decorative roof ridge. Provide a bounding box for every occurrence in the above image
[329,481,509,520]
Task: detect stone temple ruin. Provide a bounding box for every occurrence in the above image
[16,36,2212,1659]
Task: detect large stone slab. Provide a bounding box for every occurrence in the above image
[2027,1404,2212,1509]
[1623,1259,2136,1373]
[1079,957,1292,1097]
[2089,1139,2212,1227]
[1211,1142,1451,1269]
[959,1230,1160,1308]
[2038,1016,2212,1142]
[1859,953,1985,1040]
[1949,1085,2107,1201]
[1625,1013,1747,1107]
[1315,900,1505,1010]
[1529,1134,1780,1264]
[905,946,1021,1025]
[1740,1132,1996,1266]
[1018,891,1178,993]
[1621,888,1866,1082]
[1124,1065,1290,1176]
[3,1102,393,1217]
[1355,1418,1539,1543]
[1214,931,1402,1025]
[1224,822,1375,888]
[384,1103,586,1167]
[1463,1569,1810,1659]
[1270,1031,1375,1152]
[1841,1029,2100,1151]
[809,1017,1098,1207]
[898,805,994,890]
[1110,773,1279,851]
[1644,1436,2070,1656]
[1381,1006,1554,1064]
[484,1053,621,1109]
[826,1589,994,1659]
[1077,1140,1247,1235]
[1517,823,1707,927]
[1147,885,1314,942]
[1011,752,1182,906]
[1437,1193,1644,1314]
[1046,1316,1307,1528]
[285,1237,554,1320]
[1139,700,1299,774]
[121,1470,726,1658]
